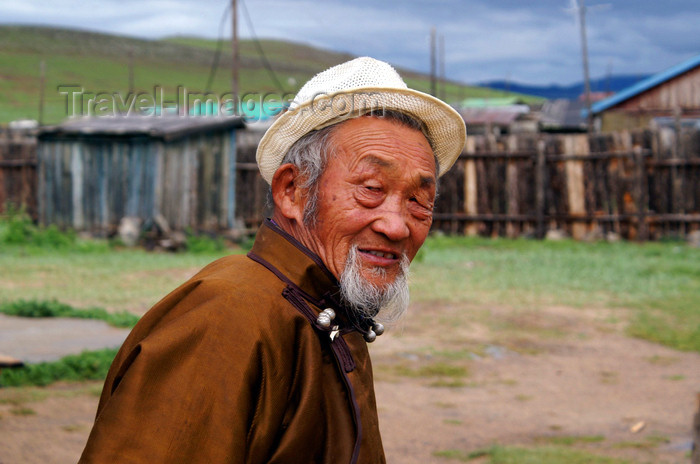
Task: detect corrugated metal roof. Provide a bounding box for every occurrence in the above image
[39,115,245,141]
[591,53,700,115]
[541,99,587,129]
[457,107,528,126]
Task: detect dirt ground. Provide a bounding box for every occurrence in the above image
[1,303,698,464]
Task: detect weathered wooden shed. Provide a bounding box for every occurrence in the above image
[37,115,245,234]
[591,54,700,132]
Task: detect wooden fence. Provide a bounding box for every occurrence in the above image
[0,128,37,218]
[2,126,699,241]
[432,128,700,240]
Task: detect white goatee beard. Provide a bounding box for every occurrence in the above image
[338,244,410,324]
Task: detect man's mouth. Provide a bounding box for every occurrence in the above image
[357,247,402,266]
[363,250,397,259]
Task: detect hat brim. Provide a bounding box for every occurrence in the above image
[256,86,466,184]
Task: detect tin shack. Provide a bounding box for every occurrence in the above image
[37,115,245,235]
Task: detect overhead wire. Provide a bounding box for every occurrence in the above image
[239,0,287,94]
[204,2,231,93]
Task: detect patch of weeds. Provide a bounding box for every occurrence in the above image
[433,448,487,461]
[10,407,36,416]
[535,435,605,446]
[645,355,679,366]
[0,204,109,252]
[86,383,103,396]
[628,305,700,353]
[430,378,468,388]
[395,362,469,379]
[444,419,463,426]
[515,394,533,402]
[0,388,49,405]
[62,424,85,432]
[184,231,227,254]
[433,445,631,463]
[615,433,670,450]
[599,371,618,385]
[434,401,458,409]
[430,348,479,361]
[0,299,139,328]
[665,374,685,381]
[0,348,118,387]
[393,362,469,387]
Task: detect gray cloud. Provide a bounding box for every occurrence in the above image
[1,0,698,85]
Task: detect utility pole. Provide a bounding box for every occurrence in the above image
[430,27,437,97]
[231,0,239,114]
[577,0,593,132]
[439,34,445,100]
[128,49,135,95]
[38,60,45,125]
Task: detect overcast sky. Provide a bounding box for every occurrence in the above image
[2,0,699,85]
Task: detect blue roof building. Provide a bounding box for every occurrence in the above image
[589,54,700,132]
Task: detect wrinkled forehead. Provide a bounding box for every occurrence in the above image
[325,116,438,187]
[333,115,436,166]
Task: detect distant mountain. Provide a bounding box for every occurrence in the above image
[478,75,652,100]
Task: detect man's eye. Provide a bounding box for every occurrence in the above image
[365,185,381,192]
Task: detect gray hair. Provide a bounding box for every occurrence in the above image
[279,110,438,225]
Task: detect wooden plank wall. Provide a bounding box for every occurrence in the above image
[0,128,37,218]
[11,127,700,240]
[37,129,241,234]
[432,128,700,240]
[234,127,270,229]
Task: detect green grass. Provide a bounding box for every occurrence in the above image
[0,383,102,405]
[394,362,469,379]
[411,235,700,352]
[433,445,631,463]
[535,435,606,446]
[0,25,540,124]
[0,247,232,314]
[0,299,139,328]
[9,407,36,416]
[614,434,670,450]
[0,204,107,252]
[0,348,118,387]
[0,209,236,313]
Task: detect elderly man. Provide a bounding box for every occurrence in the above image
[79,57,466,464]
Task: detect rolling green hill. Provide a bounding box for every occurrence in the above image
[0,25,538,124]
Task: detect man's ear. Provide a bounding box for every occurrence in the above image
[271,163,306,223]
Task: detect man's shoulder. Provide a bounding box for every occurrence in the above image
[186,253,285,295]
[134,252,296,336]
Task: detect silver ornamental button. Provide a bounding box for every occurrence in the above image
[364,329,377,343]
[317,314,331,328]
[322,308,336,320]
[373,322,385,336]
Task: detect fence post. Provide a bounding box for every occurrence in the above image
[564,135,588,240]
[634,145,649,241]
[535,139,546,239]
[463,136,478,236]
[506,135,519,238]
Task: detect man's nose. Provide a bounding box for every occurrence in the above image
[371,203,411,242]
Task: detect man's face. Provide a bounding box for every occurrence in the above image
[307,116,436,290]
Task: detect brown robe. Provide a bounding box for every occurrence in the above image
[79,220,386,463]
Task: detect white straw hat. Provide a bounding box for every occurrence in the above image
[256,57,466,184]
